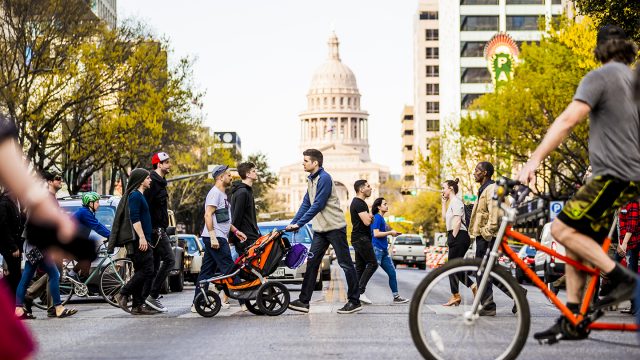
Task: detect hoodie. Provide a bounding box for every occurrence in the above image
[108,168,149,253]
[144,170,169,229]
[229,180,260,251]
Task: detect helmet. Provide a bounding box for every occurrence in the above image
[82,192,101,206]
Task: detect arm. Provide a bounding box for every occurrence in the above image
[290,193,311,227]
[231,191,246,233]
[480,187,500,240]
[203,204,219,248]
[451,215,462,238]
[128,194,148,251]
[78,210,111,238]
[518,101,591,184]
[295,174,332,227]
[372,215,398,237]
[620,203,638,252]
[358,212,373,226]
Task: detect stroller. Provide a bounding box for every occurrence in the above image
[193,229,305,317]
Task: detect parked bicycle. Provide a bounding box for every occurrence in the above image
[409,177,638,360]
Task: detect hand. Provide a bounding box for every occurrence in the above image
[517,160,539,186]
[210,239,220,249]
[368,214,374,222]
[139,238,148,251]
[390,230,400,237]
[236,231,247,242]
[616,244,626,257]
[12,249,20,258]
[285,224,299,232]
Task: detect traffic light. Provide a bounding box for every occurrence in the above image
[401,188,417,196]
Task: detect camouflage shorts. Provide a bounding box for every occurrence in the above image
[557,175,640,243]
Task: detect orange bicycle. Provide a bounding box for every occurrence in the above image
[409,177,638,360]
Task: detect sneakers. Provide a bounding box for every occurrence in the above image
[131,304,159,315]
[359,293,372,305]
[478,307,496,316]
[337,301,363,314]
[221,300,231,310]
[145,295,167,312]
[115,293,131,313]
[393,295,409,304]
[240,303,248,312]
[288,299,310,313]
[533,316,588,344]
[191,304,197,313]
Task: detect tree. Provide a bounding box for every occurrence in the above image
[392,191,444,238]
[573,0,640,42]
[459,18,597,198]
[245,152,278,214]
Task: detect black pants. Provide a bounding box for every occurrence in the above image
[299,227,359,304]
[352,234,378,294]
[0,249,21,298]
[475,237,513,309]
[122,246,155,308]
[447,230,474,294]
[145,229,175,299]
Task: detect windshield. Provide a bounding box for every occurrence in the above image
[173,235,200,253]
[60,205,117,230]
[394,236,423,245]
[259,225,312,244]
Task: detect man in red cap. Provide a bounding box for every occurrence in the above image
[143,152,175,312]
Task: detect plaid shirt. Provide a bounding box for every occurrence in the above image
[618,201,640,250]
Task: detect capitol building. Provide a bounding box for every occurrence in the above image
[278,32,389,213]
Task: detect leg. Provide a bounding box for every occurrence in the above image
[551,221,596,304]
[352,236,378,294]
[121,249,155,308]
[475,237,494,302]
[15,261,37,307]
[40,260,61,307]
[328,228,359,304]
[194,237,216,300]
[353,241,366,286]
[376,247,399,296]
[298,232,330,304]
[148,231,175,299]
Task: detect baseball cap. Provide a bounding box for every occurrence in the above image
[211,165,229,179]
[597,24,628,45]
[151,152,170,165]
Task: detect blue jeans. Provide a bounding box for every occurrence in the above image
[374,246,399,296]
[16,259,61,307]
[194,237,235,300]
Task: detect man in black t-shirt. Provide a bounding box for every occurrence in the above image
[350,180,378,304]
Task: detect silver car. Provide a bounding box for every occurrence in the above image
[171,234,204,283]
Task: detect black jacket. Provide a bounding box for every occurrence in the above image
[144,170,169,229]
[0,194,22,255]
[230,181,260,250]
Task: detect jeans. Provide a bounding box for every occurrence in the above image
[615,246,639,310]
[16,258,61,307]
[121,246,155,308]
[146,229,176,299]
[447,230,474,294]
[475,236,514,309]
[352,234,378,294]
[299,227,359,304]
[194,237,235,300]
[374,246,399,296]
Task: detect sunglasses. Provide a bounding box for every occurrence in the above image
[53,176,62,181]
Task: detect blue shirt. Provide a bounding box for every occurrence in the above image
[73,206,111,238]
[371,214,388,250]
[129,191,152,241]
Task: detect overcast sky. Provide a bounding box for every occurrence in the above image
[119,0,416,174]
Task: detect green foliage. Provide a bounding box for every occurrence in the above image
[245,152,278,214]
[392,191,444,237]
[417,136,442,187]
[574,0,640,42]
[460,18,597,197]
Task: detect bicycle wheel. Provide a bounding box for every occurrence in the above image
[31,276,73,310]
[99,258,134,307]
[409,258,530,360]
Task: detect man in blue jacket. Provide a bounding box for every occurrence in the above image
[73,192,110,240]
[286,149,361,314]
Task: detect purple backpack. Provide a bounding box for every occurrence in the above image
[285,243,308,269]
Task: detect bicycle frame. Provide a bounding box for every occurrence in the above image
[475,200,639,332]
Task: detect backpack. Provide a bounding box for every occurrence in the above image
[463,203,474,228]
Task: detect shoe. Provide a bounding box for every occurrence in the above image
[393,295,409,304]
[115,293,131,313]
[191,304,197,313]
[288,299,310,313]
[131,304,159,315]
[47,307,56,318]
[595,268,636,310]
[221,301,231,310]
[23,297,33,314]
[471,283,478,298]
[337,301,363,314]
[145,296,167,312]
[359,293,372,305]
[478,306,497,316]
[533,316,588,343]
[443,293,461,306]
[241,304,248,312]
[513,288,527,314]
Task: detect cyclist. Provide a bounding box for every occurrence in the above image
[70,192,111,280]
[517,25,639,341]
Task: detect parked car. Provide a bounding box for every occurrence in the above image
[391,234,427,269]
[171,234,204,284]
[257,220,324,290]
[57,195,186,293]
[535,222,566,286]
[514,245,537,284]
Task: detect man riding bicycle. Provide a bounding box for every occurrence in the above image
[71,192,111,279]
[517,25,639,341]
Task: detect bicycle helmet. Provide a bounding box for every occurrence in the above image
[82,192,101,206]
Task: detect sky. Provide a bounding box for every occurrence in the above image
[118,0,416,174]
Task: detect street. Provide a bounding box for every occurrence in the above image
[27,264,639,360]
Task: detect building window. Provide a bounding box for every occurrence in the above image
[460,41,486,57]
[404,130,414,136]
[462,94,483,109]
[426,83,439,95]
[425,29,439,41]
[426,65,439,77]
[460,16,499,31]
[405,145,413,151]
[425,47,439,59]
[426,119,440,131]
[419,11,438,20]
[426,102,439,114]
[506,16,541,31]
[506,0,544,4]
[461,0,498,4]
[404,175,415,182]
[405,160,414,166]
[404,115,414,120]
[461,67,492,83]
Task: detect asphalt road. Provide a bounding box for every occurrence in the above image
[25,264,640,359]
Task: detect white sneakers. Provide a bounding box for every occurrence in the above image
[359,293,372,305]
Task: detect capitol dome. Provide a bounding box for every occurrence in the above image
[308,32,359,95]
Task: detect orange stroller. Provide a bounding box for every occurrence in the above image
[193,229,293,317]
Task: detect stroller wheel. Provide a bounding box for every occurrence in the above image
[245,299,264,316]
[194,290,221,317]
[257,282,290,316]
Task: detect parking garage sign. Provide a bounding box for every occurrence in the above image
[549,201,564,220]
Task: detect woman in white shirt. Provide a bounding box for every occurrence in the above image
[441,178,477,306]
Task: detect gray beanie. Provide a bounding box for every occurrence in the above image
[126,168,150,195]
